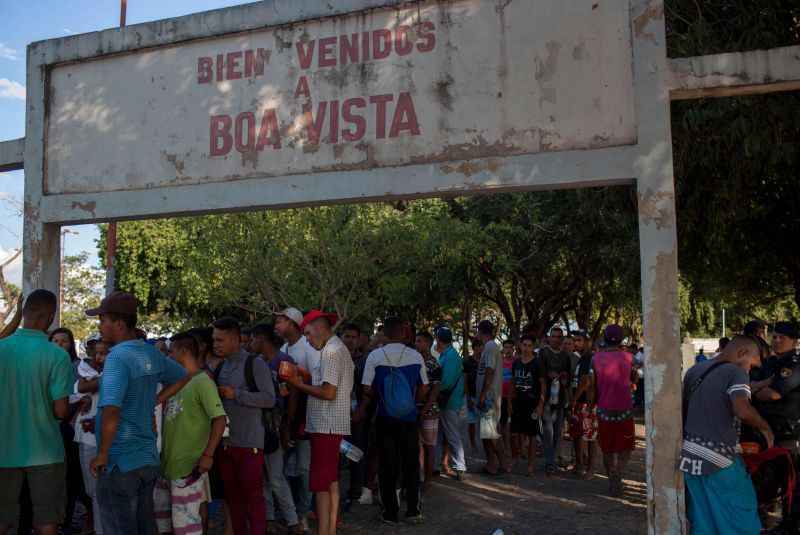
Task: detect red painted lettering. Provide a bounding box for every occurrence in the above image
[216,54,224,82]
[328,100,339,144]
[342,98,366,142]
[226,51,243,80]
[294,76,311,100]
[210,115,232,156]
[197,57,213,84]
[416,21,436,53]
[318,37,337,67]
[244,48,268,78]
[369,94,393,139]
[340,33,359,66]
[256,109,281,150]
[395,26,413,56]
[234,112,256,152]
[296,41,316,70]
[303,101,328,145]
[372,29,392,60]
[389,92,421,137]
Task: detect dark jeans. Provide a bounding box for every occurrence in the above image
[376,418,420,521]
[96,464,159,535]
[347,419,371,500]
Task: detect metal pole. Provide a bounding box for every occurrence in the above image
[105,0,126,296]
[722,308,726,338]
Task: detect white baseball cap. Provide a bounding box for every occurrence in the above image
[276,307,304,328]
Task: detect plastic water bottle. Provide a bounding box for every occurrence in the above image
[340,440,364,463]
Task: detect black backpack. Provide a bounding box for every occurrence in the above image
[213,354,280,454]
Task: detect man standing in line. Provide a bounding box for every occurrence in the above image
[570,331,598,479]
[275,307,317,531]
[434,327,466,481]
[213,317,275,535]
[476,320,508,476]
[0,290,74,535]
[286,311,354,535]
[86,291,188,535]
[341,323,373,507]
[499,339,516,460]
[248,323,303,535]
[591,325,638,495]
[357,316,428,525]
[681,336,773,533]
[539,326,573,476]
[154,332,227,535]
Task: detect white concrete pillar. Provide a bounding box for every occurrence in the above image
[631,1,686,533]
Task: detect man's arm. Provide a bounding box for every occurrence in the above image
[289,380,337,401]
[197,415,226,473]
[439,355,459,392]
[233,359,276,408]
[91,405,121,477]
[78,377,100,394]
[157,373,194,404]
[53,397,69,420]
[480,367,495,404]
[732,396,774,448]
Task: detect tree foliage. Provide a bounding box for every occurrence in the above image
[61,252,105,341]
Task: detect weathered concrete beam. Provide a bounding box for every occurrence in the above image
[29,0,405,65]
[0,138,24,172]
[670,45,800,100]
[38,146,638,224]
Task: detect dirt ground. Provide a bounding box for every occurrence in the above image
[254,420,648,535]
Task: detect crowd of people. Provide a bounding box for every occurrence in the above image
[19,286,795,534]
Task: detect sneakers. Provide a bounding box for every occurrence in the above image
[380,513,399,526]
[404,513,424,525]
[358,487,374,505]
[456,470,466,481]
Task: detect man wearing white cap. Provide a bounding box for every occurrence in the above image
[275,307,319,531]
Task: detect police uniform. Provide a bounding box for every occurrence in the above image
[754,321,800,531]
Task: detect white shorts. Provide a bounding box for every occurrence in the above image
[154,472,210,535]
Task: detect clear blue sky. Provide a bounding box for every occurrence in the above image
[0,0,252,282]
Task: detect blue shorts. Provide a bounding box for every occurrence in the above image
[685,457,761,535]
[466,397,478,424]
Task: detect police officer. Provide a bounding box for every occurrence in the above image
[754,321,800,532]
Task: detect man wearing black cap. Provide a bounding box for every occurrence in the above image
[752,321,800,532]
[85,291,188,535]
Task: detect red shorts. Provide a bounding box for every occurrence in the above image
[598,418,635,454]
[309,433,343,492]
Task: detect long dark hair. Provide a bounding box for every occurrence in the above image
[49,327,79,362]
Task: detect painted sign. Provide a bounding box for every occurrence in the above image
[45,0,635,195]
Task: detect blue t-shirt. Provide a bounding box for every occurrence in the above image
[97,339,185,472]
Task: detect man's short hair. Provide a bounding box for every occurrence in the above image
[170,332,199,357]
[743,320,766,337]
[251,323,284,348]
[549,326,564,336]
[520,335,536,345]
[241,327,252,337]
[502,338,515,347]
[718,337,730,350]
[22,289,57,316]
[213,316,241,335]
[417,331,433,344]
[108,312,138,330]
[383,316,403,338]
[342,323,361,335]
[477,320,495,336]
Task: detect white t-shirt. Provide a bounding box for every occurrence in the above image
[73,360,100,448]
[282,335,321,377]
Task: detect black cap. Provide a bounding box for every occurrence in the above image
[774,321,799,340]
[743,320,766,337]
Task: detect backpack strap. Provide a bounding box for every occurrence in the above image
[682,361,729,426]
[212,360,225,385]
[244,354,259,393]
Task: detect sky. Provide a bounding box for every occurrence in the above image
[0,0,253,284]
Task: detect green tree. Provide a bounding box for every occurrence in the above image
[61,252,105,341]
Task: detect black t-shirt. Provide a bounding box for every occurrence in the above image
[463,356,479,396]
[512,358,542,402]
[575,352,594,404]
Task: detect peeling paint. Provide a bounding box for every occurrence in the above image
[633,3,663,42]
[70,200,97,217]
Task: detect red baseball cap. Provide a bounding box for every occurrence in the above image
[300,310,338,331]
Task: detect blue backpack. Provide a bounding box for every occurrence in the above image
[381,348,416,420]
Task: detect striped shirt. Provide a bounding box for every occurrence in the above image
[97,340,186,472]
[678,360,750,476]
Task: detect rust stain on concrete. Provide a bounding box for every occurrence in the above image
[70,201,97,217]
[161,151,186,176]
[633,4,663,41]
[638,188,674,230]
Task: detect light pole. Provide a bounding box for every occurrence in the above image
[59,228,79,321]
